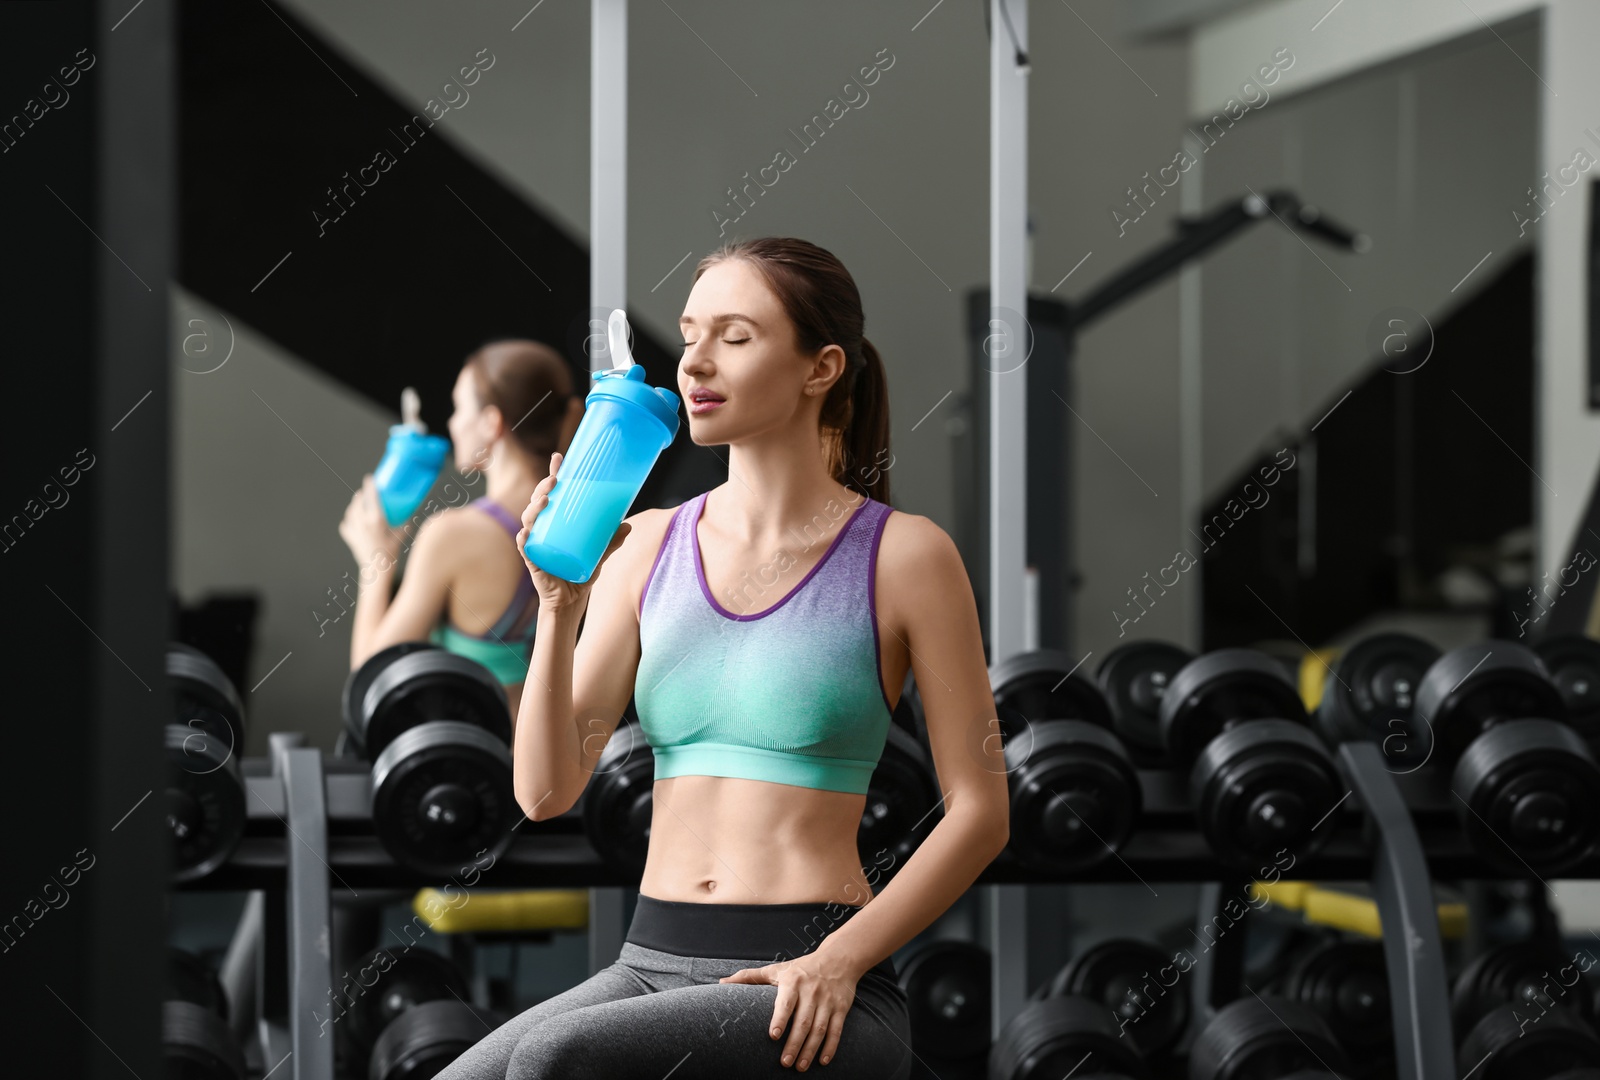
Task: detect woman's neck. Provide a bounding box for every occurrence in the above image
[481,451,547,509]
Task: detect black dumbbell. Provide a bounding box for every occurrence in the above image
[1032,938,1187,1063]
[990,651,1142,875]
[1160,649,1343,869]
[1458,1000,1600,1079]
[1098,640,1196,768]
[1451,941,1597,1039]
[346,644,518,878]
[165,644,248,882]
[1314,632,1440,771]
[1279,940,1392,1073]
[163,943,243,1080]
[859,724,942,881]
[898,939,991,1073]
[163,999,246,1080]
[581,718,655,876]
[1535,634,1600,741]
[168,945,230,1023]
[1415,641,1600,874]
[342,642,438,758]
[370,998,506,1080]
[989,995,1149,1080]
[333,945,500,1080]
[1188,995,1351,1080]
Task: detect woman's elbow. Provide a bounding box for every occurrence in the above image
[516,781,565,823]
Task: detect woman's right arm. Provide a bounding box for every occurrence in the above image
[511,451,647,821]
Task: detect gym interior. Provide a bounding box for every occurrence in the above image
[8,1,1600,1077]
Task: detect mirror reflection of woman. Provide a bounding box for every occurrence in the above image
[339,340,583,724]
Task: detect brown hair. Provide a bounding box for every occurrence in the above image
[692,237,892,504]
[461,339,576,459]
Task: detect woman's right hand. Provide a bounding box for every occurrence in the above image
[516,451,632,613]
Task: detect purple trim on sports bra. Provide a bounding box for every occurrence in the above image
[639,500,692,619]
[471,497,523,538]
[868,504,896,719]
[693,492,873,622]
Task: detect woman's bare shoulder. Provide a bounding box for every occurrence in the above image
[877,509,968,591]
[609,502,687,599]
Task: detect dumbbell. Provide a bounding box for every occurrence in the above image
[169,945,231,1022]
[1458,1000,1600,1079]
[988,995,1149,1080]
[1188,995,1351,1080]
[898,939,991,1079]
[1314,632,1440,771]
[346,644,518,878]
[1414,641,1600,873]
[1451,941,1598,1039]
[582,717,655,876]
[1030,938,1188,1063]
[335,945,502,1080]
[1159,649,1343,869]
[163,946,245,1080]
[989,650,1142,875]
[165,643,248,882]
[1535,634,1600,740]
[1098,640,1196,768]
[1277,940,1392,1074]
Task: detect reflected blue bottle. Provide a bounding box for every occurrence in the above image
[524,310,680,583]
[372,388,451,527]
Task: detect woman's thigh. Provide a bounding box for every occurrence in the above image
[430,961,652,1080]
[505,964,913,1080]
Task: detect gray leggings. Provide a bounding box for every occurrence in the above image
[431,940,914,1079]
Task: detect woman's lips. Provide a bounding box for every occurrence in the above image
[689,397,724,414]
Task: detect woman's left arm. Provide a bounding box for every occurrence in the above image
[723,514,1010,1071]
[340,474,459,670]
[812,512,1011,967]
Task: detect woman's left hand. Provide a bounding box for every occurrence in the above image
[339,474,402,568]
[720,950,862,1071]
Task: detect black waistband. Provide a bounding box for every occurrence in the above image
[627,894,898,983]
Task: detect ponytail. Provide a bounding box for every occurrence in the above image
[836,337,891,504]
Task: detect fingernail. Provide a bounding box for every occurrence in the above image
[782,1055,793,1065]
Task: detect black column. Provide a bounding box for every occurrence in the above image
[0,1,173,1076]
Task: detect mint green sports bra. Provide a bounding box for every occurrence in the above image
[632,491,898,795]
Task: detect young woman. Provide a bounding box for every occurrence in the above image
[438,237,1008,1079]
[339,340,583,722]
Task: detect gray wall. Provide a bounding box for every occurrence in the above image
[1194,22,1538,496]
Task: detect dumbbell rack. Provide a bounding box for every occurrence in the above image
[181,739,1600,1080]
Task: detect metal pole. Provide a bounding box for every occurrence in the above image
[1178,131,1204,650]
[591,0,628,370]
[589,0,631,973]
[987,0,1029,1042]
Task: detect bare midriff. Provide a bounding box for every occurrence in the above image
[638,774,876,908]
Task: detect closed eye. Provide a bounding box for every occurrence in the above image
[680,339,750,347]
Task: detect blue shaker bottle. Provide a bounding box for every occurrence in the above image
[523,309,680,582]
[373,387,452,527]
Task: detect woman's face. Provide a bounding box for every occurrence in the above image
[677,260,842,446]
[447,367,494,476]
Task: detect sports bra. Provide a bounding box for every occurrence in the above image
[633,489,897,795]
[428,497,538,685]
